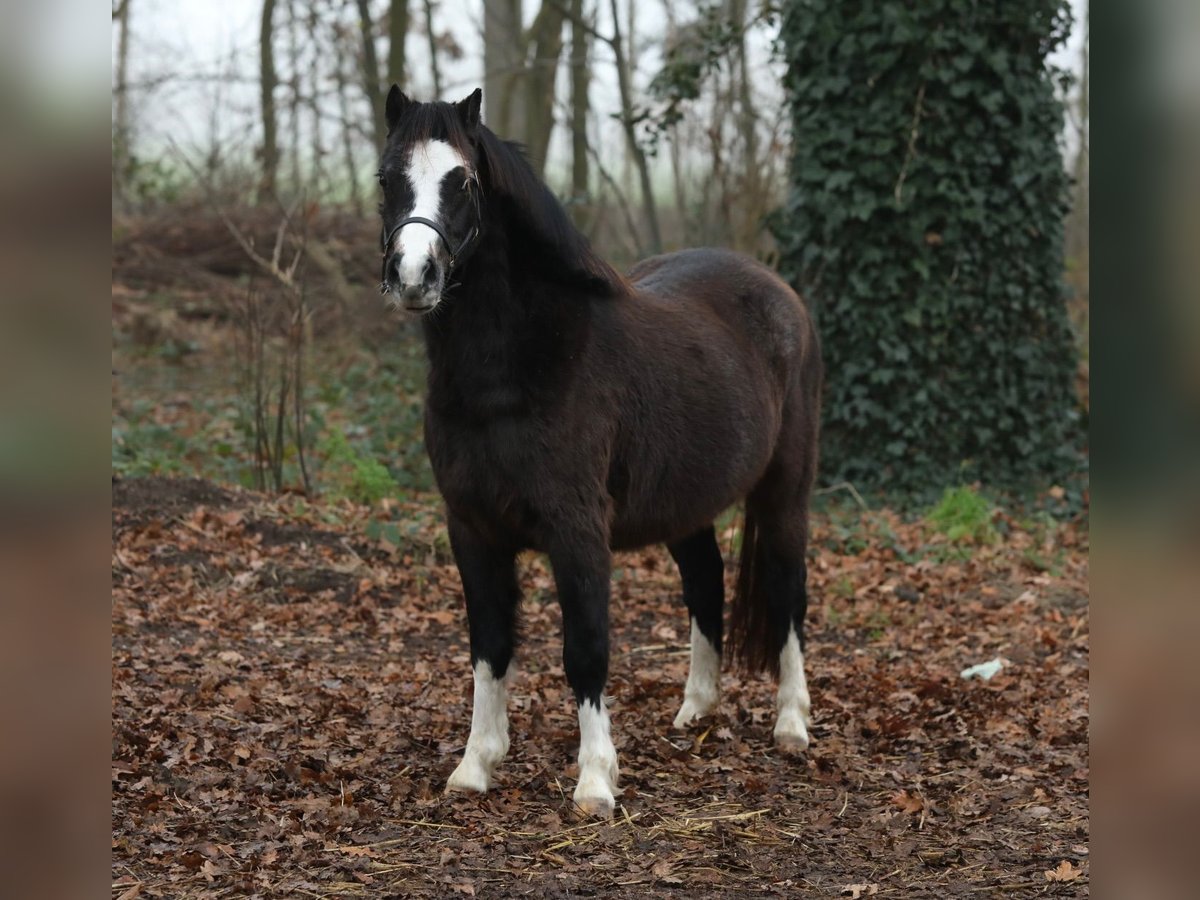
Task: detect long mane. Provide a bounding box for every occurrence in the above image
[473,126,625,294]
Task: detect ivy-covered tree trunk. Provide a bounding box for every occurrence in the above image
[774,0,1082,496]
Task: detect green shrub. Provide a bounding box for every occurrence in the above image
[926,485,998,545]
[318,352,434,491]
[111,420,186,477]
[773,0,1084,498]
[319,428,400,505]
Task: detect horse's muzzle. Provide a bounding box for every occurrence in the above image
[397,285,438,312]
[383,251,443,313]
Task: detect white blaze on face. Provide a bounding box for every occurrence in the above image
[445,659,511,794]
[673,618,720,728]
[774,625,812,751]
[394,139,468,289]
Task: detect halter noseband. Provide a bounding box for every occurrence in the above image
[378,175,482,295]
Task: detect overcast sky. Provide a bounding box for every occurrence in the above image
[115,0,1089,178]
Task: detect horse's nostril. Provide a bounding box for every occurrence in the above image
[421,259,441,290]
[386,253,402,285]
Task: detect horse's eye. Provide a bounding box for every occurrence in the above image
[376,170,387,187]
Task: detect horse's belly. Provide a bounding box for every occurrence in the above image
[607,407,776,548]
[427,342,780,552]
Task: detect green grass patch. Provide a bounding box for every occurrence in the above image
[318,428,400,505]
[926,485,999,545]
[113,322,438,498]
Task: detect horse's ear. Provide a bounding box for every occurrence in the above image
[385,84,412,132]
[454,88,482,131]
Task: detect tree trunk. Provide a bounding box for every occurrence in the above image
[483,0,525,137]
[608,0,661,253]
[356,0,385,150]
[660,0,689,246]
[1068,5,1089,266]
[729,0,760,248]
[113,0,133,208]
[423,0,442,98]
[286,0,302,193]
[335,43,364,216]
[523,4,566,172]
[258,0,279,201]
[388,1,409,91]
[303,2,328,197]
[568,0,590,224]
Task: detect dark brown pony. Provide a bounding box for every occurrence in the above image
[376,87,822,817]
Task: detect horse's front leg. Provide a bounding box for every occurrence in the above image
[668,526,725,727]
[445,518,520,794]
[549,538,619,818]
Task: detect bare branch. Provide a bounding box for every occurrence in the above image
[168,139,304,296]
[547,0,616,50]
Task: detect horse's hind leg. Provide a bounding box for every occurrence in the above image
[668,526,724,727]
[743,478,814,752]
[773,562,813,753]
[445,518,521,794]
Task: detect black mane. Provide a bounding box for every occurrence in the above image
[473,127,624,294]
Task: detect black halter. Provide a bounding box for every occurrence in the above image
[379,175,482,295]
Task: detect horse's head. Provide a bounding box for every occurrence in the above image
[376,86,483,314]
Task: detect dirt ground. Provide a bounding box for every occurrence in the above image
[112,477,1089,898]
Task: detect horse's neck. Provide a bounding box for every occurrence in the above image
[422,238,524,365]
[422,233,587,417]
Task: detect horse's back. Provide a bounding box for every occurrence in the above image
[628,247,782,299]
[627,248,816,381]
[628,248,795,303]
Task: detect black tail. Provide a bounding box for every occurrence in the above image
[728,507,780,677]
[729,296,822,679]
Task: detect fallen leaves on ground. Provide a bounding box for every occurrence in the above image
[842,884,880,898]
[1044,860,1083,882]
[112,477,1089,897]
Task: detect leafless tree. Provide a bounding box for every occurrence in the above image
[285,0,304,193]
[388,1,410,89]
[729,0,759,223]
[355,0,386,151]
[123,0,803,262]
[483,0,526,139]
[522,4,567,171]
[171,140,314,493]
[356,1,411,151]
[568,0,591,226]
[113,0,134,207]
[334,23,365,215]
[608,0,661,252]
[258,0,281,201]
[423,0,443,98]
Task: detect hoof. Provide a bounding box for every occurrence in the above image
[573,763,617,819]
[774,729,810,753]
[573,789,616,819]
[774,712,811,753]
[446,757,492,794]
[673,695,718,729]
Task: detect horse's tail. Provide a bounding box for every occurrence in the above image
[727,506,780,677]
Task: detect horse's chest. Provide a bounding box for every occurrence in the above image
[425,416,546,539]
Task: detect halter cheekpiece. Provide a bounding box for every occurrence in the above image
[378,173,482,295]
